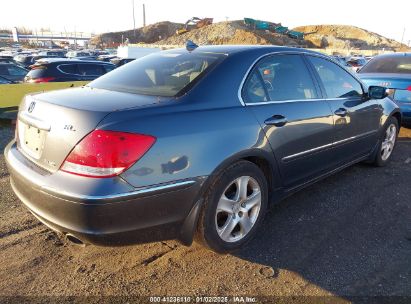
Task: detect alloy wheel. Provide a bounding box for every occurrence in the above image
[215,176,262,243]
[381,124,396,161]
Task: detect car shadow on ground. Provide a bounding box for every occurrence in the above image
[235,129,411,297]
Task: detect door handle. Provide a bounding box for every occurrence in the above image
[264,115,288,127]
[334,108,347,117]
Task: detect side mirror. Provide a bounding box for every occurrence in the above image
[368,86,388,99]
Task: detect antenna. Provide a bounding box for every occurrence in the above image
[143,4,146,27]
[400,27,406,45]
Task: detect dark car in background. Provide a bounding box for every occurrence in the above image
[38,50,66,57]
[0,62,28,82]
[110,57,135,67]
[97,55,117,62]
[66,51,96,60]
[13,54,36,68]
[0,56,14,63]
[358,53,411,127]
[24,58,115,83]
[347,57,367,72]
[332,56,353,71]
[13,50,68,68]
[5,46,401,253]
[0,75,13,84]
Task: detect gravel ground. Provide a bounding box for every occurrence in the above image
[0,122,410,303]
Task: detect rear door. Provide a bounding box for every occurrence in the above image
[306,55,382,164]
[242,53,335,188]
[56,63,82,81]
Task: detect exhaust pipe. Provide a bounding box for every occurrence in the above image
[65,233,86,247]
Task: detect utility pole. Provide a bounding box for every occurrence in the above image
[74,27,77,50]
[143,4,146,27]
[400,27,406,45]
[132,0,136,37]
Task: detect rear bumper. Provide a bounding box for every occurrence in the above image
[5,141,206,246]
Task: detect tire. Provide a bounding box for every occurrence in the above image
[371,116,399,167]
[196,160,268,253]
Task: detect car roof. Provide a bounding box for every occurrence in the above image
[373,52,411,59]
[162,45,322,56]
[34,58,114,65]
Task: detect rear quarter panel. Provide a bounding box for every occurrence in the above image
[96,51,281,189]
[99,103,276,189]
[379,97,402,127]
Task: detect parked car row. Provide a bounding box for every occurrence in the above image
[332,55,371,72]
[0,47,128,83]
[24,58,115,83]
[0,63,28,82]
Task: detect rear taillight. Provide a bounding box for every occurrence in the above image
[60,130,156,178]
[28,77,56,83]
[407,86,411,91]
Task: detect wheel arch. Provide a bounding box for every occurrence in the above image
[391,110,402,128]
[179,148,282,246]
[201,148,282,203]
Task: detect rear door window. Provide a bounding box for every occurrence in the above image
[242,70,268,103]
[242,54,318,103]
[77,64,106,76]
[308,56,363,98]
[58,64,78,74]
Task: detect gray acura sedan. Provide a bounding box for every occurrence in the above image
[5,46,401,253]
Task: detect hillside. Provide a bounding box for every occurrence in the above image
[92,21,409,52]
[90,21,182,46]
[294,25,409,51]
[154,20,308,47]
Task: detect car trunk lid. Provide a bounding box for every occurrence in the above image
[358,73,411,90]
[16,86,166,173]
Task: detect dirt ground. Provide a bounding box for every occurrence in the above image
[0,123,410,303]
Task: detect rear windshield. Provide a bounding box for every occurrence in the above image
[14,56,31,63]
[88,51,226,97]
[360,56,411,74]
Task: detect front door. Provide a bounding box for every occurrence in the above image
[306,55,383,164]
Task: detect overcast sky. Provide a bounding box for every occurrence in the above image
[1,0,410,44]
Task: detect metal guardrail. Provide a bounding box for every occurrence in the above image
[0,81,88,108]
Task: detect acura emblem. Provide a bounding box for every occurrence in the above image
[28,102,36,113]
